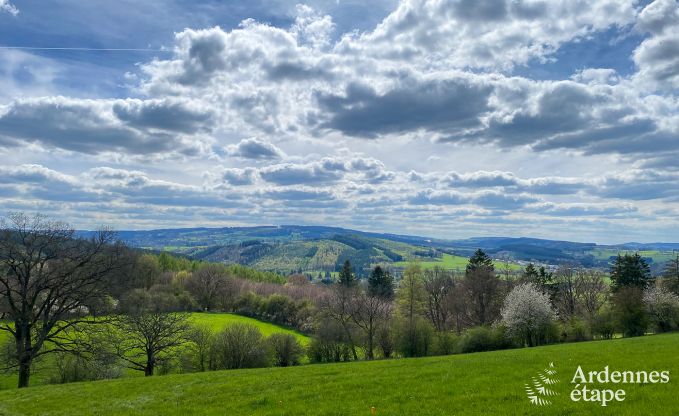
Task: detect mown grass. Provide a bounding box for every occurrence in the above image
[0,332,676,415]
[0,313,309,390]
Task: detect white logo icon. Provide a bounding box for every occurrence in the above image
[525,362,560,406]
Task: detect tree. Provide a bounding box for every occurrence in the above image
[350,290,392,359]
[398,264,426,325]
[523,263,539,282]
[368,266,394,299]
[466,249,494,274]
[552,265,577,319]
[338,260,356,287]
[268,333,303,367]
[321,284,360,360]
[463,267,501,326]
[112,311,190,376]
[662,254,679,295]
[643,285,679,332]
[185,264,229,311]
[610,253,652,290]
[501,283,556,347]
[422,267,455,331]
[613,287,648,337]
[574,269,608,322]
[186,324,215,372]
[213,323,269,369]
[0,213,126,388]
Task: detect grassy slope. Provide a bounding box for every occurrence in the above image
[0,333,677,415]
[0,313,309,390]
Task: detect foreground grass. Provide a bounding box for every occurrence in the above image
[0,313,309,390]
[0,333,676,415]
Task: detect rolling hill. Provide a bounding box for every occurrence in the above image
[92,226,679,275]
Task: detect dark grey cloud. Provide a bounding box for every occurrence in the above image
[112,99,214,134]
[221,168,257,186]
[259,160,345,185]
[0,97,206,155]
[226,138,284,160]
[317,76,491,137]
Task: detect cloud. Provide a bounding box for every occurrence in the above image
[259,159,345,185]
[317,75,492,137]
[0,0,18,15]
[221,167,257,186]
[225,138,284,160]
[633,0,679,90]
[0,97,211,156]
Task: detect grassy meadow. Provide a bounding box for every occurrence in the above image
[0,332,676,415]
[0,313,309,390]
[395,253,521,272]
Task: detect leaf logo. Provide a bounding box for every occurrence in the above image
[525,362,560,406]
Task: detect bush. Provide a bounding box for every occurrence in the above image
[591,309,615,340]
[376,325,395,359]
[395,317,434,358]
[643,285,679,332]
[561,318,591,342]
[49,350,122,384]
[268,333,304,367]
[308,319,352,363]
[213,323,270,370]
[613,287,648,337]
[433,332,458,356]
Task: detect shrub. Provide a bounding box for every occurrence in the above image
[643,285,679,332]
[501,283,557,347]
[591,309,615,340]
[395,317,435,358]
[268,333,304,367]
[376,325,395,359]
[213,323,270,370]
[562,317,591,342]
[308,319,352,363]
[613,287,648,337]
[433,331,458,356]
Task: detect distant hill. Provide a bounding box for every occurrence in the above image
[79,226,678,275]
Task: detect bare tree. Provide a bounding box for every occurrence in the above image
[112,311,190,376]
[422,267,455,331]
[320,285,360,360]
[552,265,577,319]
[350,290,393,359]
[574,269,608,321]
[186,264,229,311]
[463,267,501,326]
[0,213,126,388]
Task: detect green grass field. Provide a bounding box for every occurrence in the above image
[0,332,676,415]
[395,253,521,272]
[591,249,677,264]
[0,313,309,390]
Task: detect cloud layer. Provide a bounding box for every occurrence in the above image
[1,0,678,243]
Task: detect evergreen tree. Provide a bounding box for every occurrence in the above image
[466,249,494,275]
[610,253,652,290]
[523,263,539,281]
[338,260,356,287]
[368,265,394,299]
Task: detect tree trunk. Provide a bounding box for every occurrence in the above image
[18,357,31,388]
[145,352,155,376]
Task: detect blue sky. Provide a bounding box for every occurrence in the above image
[0,0,678,244]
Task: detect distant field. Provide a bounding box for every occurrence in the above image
[591,249,677,264]
[394,253,521,271]
[0,313,309,390]
[0,333,676,415]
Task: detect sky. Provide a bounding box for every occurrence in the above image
[0,0,678,244]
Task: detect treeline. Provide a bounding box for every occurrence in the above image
[305,250,679,363]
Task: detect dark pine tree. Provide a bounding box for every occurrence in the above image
[663,254,679,295]
[523,263,539,281]
[338,260,356,287]
[368,265,394,299]
[466,249,495,275]
[610,253,652,290]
